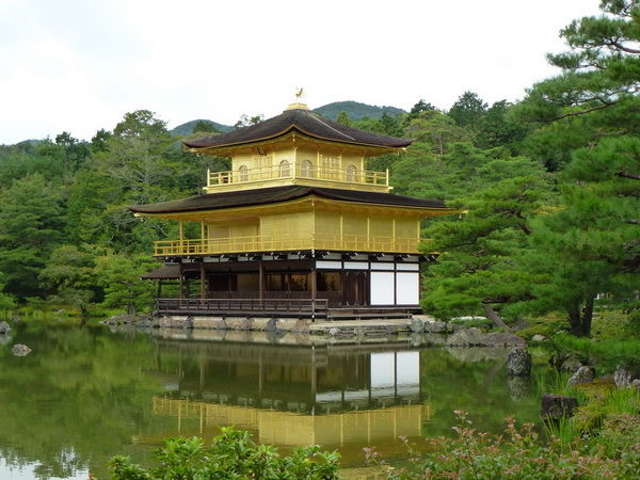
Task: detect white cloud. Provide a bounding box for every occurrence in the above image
[0,0,602,143]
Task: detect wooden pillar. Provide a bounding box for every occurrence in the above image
[292,146,298,179]
[366,216,371,250]
[178,262,184,299]
[200,221,206,253]
[340,267,346,307]
[392,218,397,251]
[258,260,264,301]
[199,261,206,300]
[310,264,317,301]
[310,263,317,321]
[179,221,184,241]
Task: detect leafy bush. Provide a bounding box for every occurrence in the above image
[369,411,640,480]
[549,333,640,372]
[110,427,340,480]
[516,312,568,340]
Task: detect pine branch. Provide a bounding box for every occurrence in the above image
[617,171,640,180]
[552,102,617,121]
[609,40,640,55]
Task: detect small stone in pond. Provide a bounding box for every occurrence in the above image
[11,344,31,357]
[531,334,547,342]
[0,321,10,335]
[506,347,531,377]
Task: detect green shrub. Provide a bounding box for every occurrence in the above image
[574,385,640,433]
[549,333,640,372]
[370,411,640,480]
[109,427,339,480]
[517,313,567,340]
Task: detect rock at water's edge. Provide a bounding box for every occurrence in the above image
[425,320,449,334]
[507,347,531,377]
[11,344,31,357]
[409,317,424,333]
[567,366,595,386]
[541,394,578,420]
[614,365,633,388]
[559,355,583,374]
[0,321,10,335]
[446,328,525,347]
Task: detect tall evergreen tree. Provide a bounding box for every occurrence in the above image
[512,0,640,335]
[448,91,487,128]
[0,174,66,297]
[422,158,552,324]
[521,137,640,336]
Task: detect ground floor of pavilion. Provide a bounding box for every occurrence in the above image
[144,251,429,320]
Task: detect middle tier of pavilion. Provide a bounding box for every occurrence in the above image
[130,185,451,257]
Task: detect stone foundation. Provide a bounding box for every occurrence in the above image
[156,315,313,333]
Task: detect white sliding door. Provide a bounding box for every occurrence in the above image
[396,272,419,305]
[370,271,395,305]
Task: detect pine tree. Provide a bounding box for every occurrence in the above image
[448,91,487,128]
[0,174,66,297]
[422,159,552,324]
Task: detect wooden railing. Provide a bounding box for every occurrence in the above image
[207,164,389,190]
[156,297,329,316]
[154,234,425,256]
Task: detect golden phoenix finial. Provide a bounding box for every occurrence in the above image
[295,87,304,100]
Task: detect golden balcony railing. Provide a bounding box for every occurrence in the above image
[205,163,389,192]
[153,233,427,256]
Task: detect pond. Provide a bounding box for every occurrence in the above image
[0,321,544,480]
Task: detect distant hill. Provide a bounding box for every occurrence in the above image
[312,101,405,121]
[170,119,233,137]
[170,101,406,137]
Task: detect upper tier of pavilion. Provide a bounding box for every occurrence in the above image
[184,103,412,194]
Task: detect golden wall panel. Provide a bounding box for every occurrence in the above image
[370,217,393,237]
[395,218,419,239]
[342,213,367,237]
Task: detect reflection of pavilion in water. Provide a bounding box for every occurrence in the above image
[150,341,431,448]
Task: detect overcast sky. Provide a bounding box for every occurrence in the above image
[0,0,602,144]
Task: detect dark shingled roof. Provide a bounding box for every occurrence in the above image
[130,186,446,215]
[183,108,412,150]
[141,264,180,280]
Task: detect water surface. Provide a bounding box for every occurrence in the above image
[0,321,543,479]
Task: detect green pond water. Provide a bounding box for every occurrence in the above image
[0,321,545,479]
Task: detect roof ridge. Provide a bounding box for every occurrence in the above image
[303,111,357,142]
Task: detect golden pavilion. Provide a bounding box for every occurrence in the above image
[131,99,453,319]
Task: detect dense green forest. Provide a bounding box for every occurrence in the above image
[0,0,637,336]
